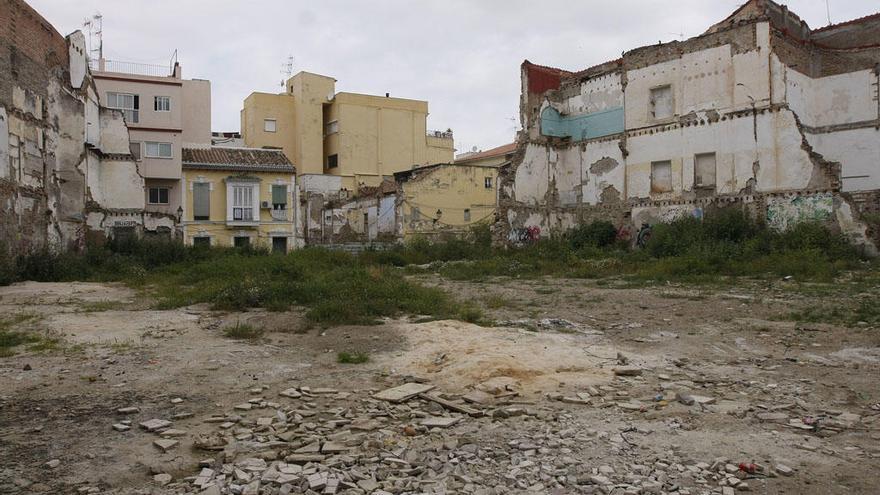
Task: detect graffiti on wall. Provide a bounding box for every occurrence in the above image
[766,194,833,231]
[509,225,541,245]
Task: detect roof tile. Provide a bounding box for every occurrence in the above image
[182,147,295,173]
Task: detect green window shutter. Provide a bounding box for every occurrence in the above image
[272,185,287,205]
[193,183,210,219]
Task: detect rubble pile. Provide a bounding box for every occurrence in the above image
[114,371,838,495]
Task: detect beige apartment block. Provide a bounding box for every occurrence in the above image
[91,58,212,218]
[241,71,453,190]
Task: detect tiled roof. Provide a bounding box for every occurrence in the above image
[456,142,517,163]
[182,147,295,173]
[357,179,398,198]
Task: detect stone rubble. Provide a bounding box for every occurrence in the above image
[101,369,849,495]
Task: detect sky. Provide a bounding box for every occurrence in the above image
[31,0,877,154]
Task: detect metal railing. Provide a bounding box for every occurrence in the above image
[89,58,174,77]
[427,129,454,139]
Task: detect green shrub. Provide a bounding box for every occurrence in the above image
[565,221,617,249]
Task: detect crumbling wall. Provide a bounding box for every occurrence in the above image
[1,0,152,255]
[500,10,879,254]
[1,0,74,254]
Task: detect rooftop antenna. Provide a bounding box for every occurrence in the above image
[82,12,103,62]
[280,55,294,87]
[825,0,832,26]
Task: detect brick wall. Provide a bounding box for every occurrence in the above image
[0,0,74,255]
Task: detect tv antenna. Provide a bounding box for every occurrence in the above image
[280,55,294,87]
[83,12,103,62]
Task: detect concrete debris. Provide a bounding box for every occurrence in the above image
[137,374,812,495]
[139,419,172,432]
[613,367,643,376]
[153,439,179,453]
[153,473,172,486]
[372,383,435,402]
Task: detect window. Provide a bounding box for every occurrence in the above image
[193,182,210,220]
[464,209,471,222]
[649,85,673,120]
[129,141,141,161]
[148,187,170,205]
[154,96,170,112]
[651,160,673,193]
[327,154,338,169]
[106,92,139,123]
[363,212,369,234]
[193,237,210,247]
[325,120,339,136]
[272,237,287,253]
[271,184,288,210]
[484,177,493,189]
[232,185,255,221]
[694,153,717,189]
[411,206,420,222]
[145,141,173,159]
[234,236,250,248]
[264,119,276,132]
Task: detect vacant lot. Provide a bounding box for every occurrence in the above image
[0,265,877,494]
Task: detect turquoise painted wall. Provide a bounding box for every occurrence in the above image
[541,106,624,140]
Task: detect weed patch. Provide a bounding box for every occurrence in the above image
[337,351,369,364]
[223,323,265,340]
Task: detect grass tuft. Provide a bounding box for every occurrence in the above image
[222,323,264,340]
[337,351,369,364]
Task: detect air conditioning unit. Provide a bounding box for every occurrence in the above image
[260,201,271,209]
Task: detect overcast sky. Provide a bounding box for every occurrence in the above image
[31,0,876,154]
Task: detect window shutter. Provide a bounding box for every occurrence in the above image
[272,185,287,205]
[193,183,210,218]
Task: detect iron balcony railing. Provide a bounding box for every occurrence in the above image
[89,59,174,77]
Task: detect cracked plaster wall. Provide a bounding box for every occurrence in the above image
[502,16,879,252]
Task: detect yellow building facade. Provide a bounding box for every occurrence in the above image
[241,71,453,190]
[394,163,500,239]
[181,147,297,252]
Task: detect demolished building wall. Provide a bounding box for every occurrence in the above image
[1,0,154,255]
[500,0,880,252]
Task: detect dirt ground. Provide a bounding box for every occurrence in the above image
[0,276,877,494]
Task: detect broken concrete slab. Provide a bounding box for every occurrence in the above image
[373,383,435,402]
[419,392,482,416]
[139,419,171,432]
[421,416,461,428]
[279,388,302,399]
[613,367,643,376]
[462,390,494,404]
[153,473,172,486]
[153,439,179,453]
